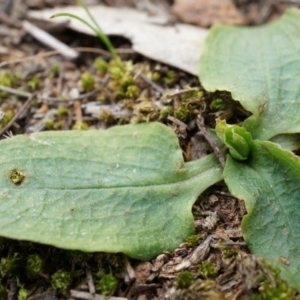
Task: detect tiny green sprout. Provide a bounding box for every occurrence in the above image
[99,109,115,125]
[80,72,96,92]
[26,254,43,278]
[94,57,108,74]
[18,288,28,300]
[125,85,140,99]
[198,261,218,279]
[159,106,172,120]
[175,271,195,289]
[27,75,40,90]
[56,107,69,117]
[174,104,192,123]
[151,71,161,82]
[210,98,226,111]
[185,234,200,246]
[96,272,118,296]
[10,169,25,186]
[0,285,7,299]
[0,254,21,276]
[72,121,89,130]
[50,64,60,78]
[51,270,72,291]
[51,0,118,58]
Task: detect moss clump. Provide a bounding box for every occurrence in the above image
[51,270,72,291]
[0,71,16,98]
[18,288,28,300]
[185,234,201,246]
[210,98,226,111]
[99,109,115,125]
[250,264,295,300]
[159,106,172,120]
[175,271,195,289]
[0,109,14,129]
[132,99,159,123]
[26,254,43,278]
[0,254,22,276]
[56,107,69,117]
[49,64,60,78]
[163,70,177,85]
[72,121,89,130]
[94,57,108,74]
[27,75,40,90]
[125,85,140,99]
[10,169,25,185]
[96,272,118,296]
[174,104,191,123]
[80,72,95,92]
[198,261,218,279]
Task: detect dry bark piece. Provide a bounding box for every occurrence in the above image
[172,0,247,27]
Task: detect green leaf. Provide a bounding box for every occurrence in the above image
[0,122,222,260]
[199,8,300,141]
[224,140,300,291]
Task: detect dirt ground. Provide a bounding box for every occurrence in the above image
[0,0,300,299]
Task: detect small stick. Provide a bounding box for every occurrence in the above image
[166,87,200,99]
[139,73,165,94]
[0,47,134,68]
[70,290,128,300]
[22,20,79,60]
[74,101,83,122]
[196,114,226,167]
[86,268,95,294]
[0,93,35,136]
[0,84,98,104]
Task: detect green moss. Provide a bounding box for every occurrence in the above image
[210,98,226,111]
[99,109,115,125]
[96,272,118,296]
[198,261,218,279]
[27,75,40,90]
[125,85,140,99]
[0,71,16,98]
[185,234,200,246]
[44,119,55,130]
[175,271,195,289]
[26,254,43,278]
[132,100,159,123]
[0,254,22,276]
[72,121,89,130]
[18,288,28,300]
[250,264,295,300]
[49,64,60,78]
[163,70,177,85]
[174,104,191,123]
[56,107,69,117]
[151,72,161,82]
[159,106,172,120]
[0,110,14,129]
[94,57,108,74]
[81,72,95,92]
[51,270,72,291]
[10,169,25,185]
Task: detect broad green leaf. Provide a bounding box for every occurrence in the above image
[0,122,222,260]
[199,8,300,141]
[224,141,300,290]
[270,133,300,151]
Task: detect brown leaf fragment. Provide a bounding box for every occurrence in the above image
[172,0,247,27]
